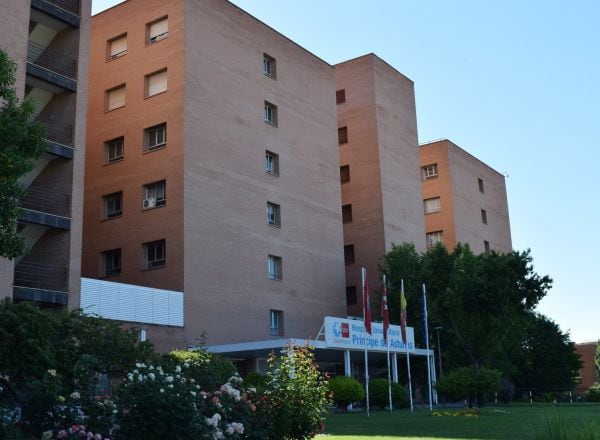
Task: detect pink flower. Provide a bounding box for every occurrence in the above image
[57,431,67,439]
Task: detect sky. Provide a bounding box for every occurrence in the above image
[92,0,600,343]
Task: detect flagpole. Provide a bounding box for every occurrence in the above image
[423,283,433,411]
[362,267,370,417]
[402,279,414,413]
[383,275,392,412]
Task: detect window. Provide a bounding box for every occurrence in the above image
[426,231,444,249]
[264,101,278,126]
[143,239,166,268]
[268,255,282,280]
[336,89,346,104]
[105,84,126,111]
[338,126,348,145]
[421,163,438,180]
[484,240,490,252]
[265,150,279,175]
[145,69,167,97]
[346,286,357,305]
[103,191,122,218]
[481,209,488,224]
[102,248,121,276]
[269,310,283,335]
[107,33,127,60]
[105,136,124,163]
[263,53,276,79]
[144,123,167,152]
[147,16,168,44]
[344,244,355,265]
[266,202,281,227]
[423,197,441,214]
[478,178,485,193]
[342,204,353,223]
[143,180,166,209]
[340,165,350,184]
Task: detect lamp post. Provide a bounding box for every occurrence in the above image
[434,326,443,378]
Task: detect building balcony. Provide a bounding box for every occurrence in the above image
[36,114,75,158]
[27,42,77,91]
[31,0,80,27]
[13,261,68,305]
[19,184,71,230]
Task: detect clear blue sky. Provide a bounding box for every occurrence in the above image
[92,0,600,343]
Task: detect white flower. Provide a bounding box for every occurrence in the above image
[69,391,80,400]
[148,373,156,380]
[191,391,196,397]
[165,376,174,383]
[248,387,256,393]
[160,388,164,393]
[138,375,144,382]
[227,422,244,434]
[183,362,190,368]
[127,374,133,381]
[168,384,174,389]
[149,365,154,370]
[175,366,182,373]
[205,413,221,428]
[132,369,139,375]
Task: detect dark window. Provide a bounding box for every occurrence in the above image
[338,127,348,145]
[103,191,122,218]
[144,123,167,152]
[268,255,282,280]
[336,89,346,104]
[265,150,279,175]
[342,204,353,223]
[269,309,284,335]
[264,101,278,126]
[143,239,166,268]
[481,209,488,224]
[340,165,350,184]
[266,202,281,227]
[484,240,490,252]
[478,178,485,193]
[102,248,121,276]
[105,136,124,163]
[143,180,166,208]
[344,244,355,265]
[346,286,357,305]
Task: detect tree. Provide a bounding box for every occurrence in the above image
[514,313,582,391]
[380,243,554,405]
[0,49,45,259]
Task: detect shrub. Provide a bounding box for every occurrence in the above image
[259,345,331,439]
[435,367,501,406]
[165,349,236,392]
[328,376,364,411]
[243,372,267,391]
[368,378,408,409]
[535,413,600,440]
[586,383,600,402]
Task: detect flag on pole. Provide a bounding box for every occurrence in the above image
[362,268,372,335]
[400,279,407,344]
[381,277,389,341]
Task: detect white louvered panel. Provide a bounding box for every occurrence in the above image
[117,284,137,322]
[136,289,153,323]
[152,289,170,325]
[80,278,102,315]
[98,281,119,320]
[168,292,184,326]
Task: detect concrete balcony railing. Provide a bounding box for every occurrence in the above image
[36,114,74,147]
[14,261,68,292]
[27,41,77,80]
[41,0,80,16]
[21,184,71,218]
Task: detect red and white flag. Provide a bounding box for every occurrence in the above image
[382,277,390,341]
[362,268,372,335]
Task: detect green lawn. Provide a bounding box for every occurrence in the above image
[316,404,600,440]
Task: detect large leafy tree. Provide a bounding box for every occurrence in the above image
[0,49,45,259]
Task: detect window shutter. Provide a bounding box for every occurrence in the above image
[110,35,127,57]
[107,86,125,110]
[150,18,168,39]
[148,70,167,96]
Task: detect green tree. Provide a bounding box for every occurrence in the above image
[0,49,45,259]
[514,313,582,391]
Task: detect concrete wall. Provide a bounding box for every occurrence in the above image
[449,142,512,253]
[83,0,185,294]
[183,0,346,346]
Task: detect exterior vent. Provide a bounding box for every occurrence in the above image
[143,198,156,209]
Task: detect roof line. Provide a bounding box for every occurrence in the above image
[334,53,414,83]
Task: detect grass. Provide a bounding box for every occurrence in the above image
[316,404,600,440]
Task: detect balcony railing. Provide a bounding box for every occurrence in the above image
[27,41,77,80]
[35,114,74,147]
[21,184,70,218]
[14,261,68,292]
[42,0,80,15]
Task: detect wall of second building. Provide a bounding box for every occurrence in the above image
[448,142,512,253]
[182,0,347,347]
[576,342,598,395]
[334,55,386,318]
[420,141,457,249]
[82,0,185,298]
